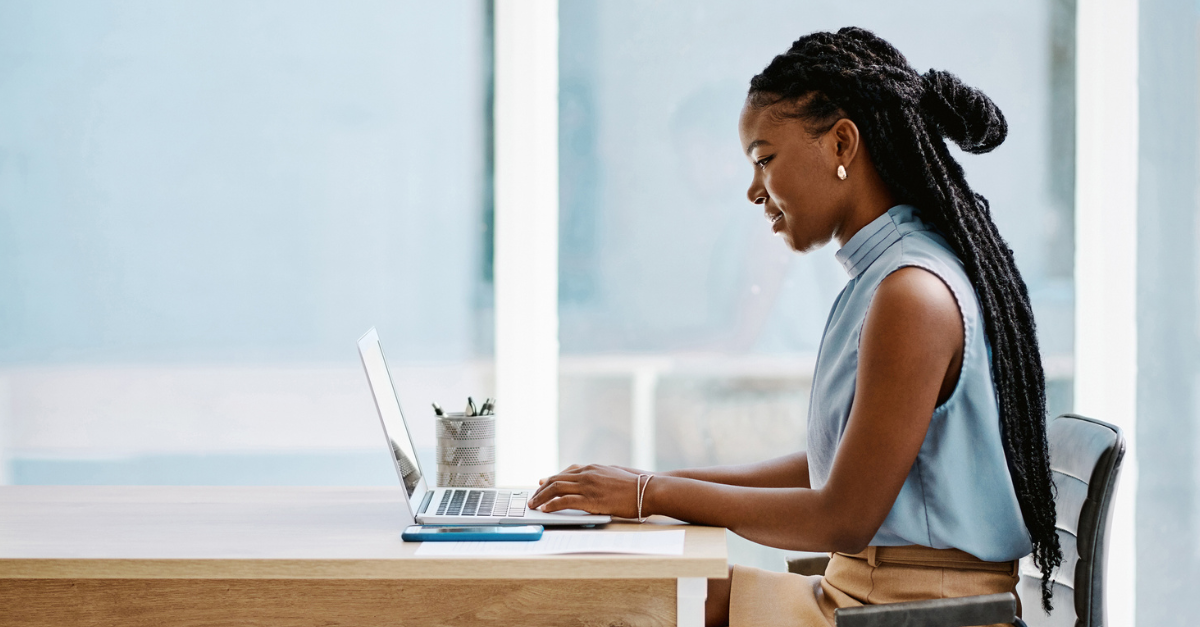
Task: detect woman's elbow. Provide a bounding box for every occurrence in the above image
[826,531,872,555]
[823,513,879,554]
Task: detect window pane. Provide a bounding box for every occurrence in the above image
[0,1,492,485]
[559,0,1075,570]
[1136,0,1200,623]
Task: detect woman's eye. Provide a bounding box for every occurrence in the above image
[756,156,772,170]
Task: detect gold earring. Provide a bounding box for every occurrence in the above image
[837,165,847,180]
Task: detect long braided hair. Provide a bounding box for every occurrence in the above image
[748,27,1061,612]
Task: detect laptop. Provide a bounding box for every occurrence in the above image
[358,328,611,526]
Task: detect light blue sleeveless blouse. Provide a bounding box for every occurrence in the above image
[807,204,1032,562]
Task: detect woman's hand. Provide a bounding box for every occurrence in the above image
[536,464,654,485]
[528,464,646,518]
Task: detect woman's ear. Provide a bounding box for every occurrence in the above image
[829,118,860,168]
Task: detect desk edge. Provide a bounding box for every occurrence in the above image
[0,557,729,580]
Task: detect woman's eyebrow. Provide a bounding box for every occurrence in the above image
[745,139,772,155]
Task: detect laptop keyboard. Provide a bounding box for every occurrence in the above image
[435,489,527,518]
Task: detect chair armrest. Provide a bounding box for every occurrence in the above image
[785,553,831,576]
[834,592,1019,627]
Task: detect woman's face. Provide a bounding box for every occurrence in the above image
[738,100,849,253]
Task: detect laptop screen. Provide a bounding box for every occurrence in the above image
[357,328,428,506]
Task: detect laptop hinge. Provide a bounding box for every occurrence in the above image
[417,490,434,515]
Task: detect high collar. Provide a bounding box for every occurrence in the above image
[834,205,924,277]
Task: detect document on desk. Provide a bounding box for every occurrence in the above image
[414,530,686,557]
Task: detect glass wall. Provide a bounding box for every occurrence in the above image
[0,1,493,484]
[1137,0,1199,623]
[558,0,1075,570]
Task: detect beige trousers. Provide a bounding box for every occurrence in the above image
[729,545,1020,627]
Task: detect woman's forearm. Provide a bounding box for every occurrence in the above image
[663,451,810,488]
[642,473,866,553]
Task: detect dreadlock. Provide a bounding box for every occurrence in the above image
[748,27,1062,612]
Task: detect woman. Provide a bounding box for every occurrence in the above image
[528,27,1060,627]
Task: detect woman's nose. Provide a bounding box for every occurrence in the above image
[747,184,767,205]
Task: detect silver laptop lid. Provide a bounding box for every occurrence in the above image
[357,327,429,511]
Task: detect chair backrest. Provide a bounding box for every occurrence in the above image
[1018,414,1125,627]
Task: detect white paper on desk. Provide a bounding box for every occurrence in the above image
[414,530,686,557]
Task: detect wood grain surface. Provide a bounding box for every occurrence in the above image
[0,578,679,627]
[0,486,727,580]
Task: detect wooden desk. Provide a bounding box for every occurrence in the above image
[0,487,727,626]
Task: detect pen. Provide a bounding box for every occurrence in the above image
[432,402,444,416]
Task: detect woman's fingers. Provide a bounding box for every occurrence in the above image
[528,479,582,509]
[537,494,591,513]
[526,464,643,518]
[531,468,593,500]
[530,477,559,500]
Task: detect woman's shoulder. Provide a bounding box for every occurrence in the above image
[865,264,965,359]
[870,221,977,309]
[857,222,982,347]
[834,205,980,334]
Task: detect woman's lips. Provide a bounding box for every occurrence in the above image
[769,212,784,232]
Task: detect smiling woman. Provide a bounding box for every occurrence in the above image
[739,102,899,254]
[532,27,1057,627]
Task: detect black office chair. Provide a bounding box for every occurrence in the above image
[785,414,1126,627]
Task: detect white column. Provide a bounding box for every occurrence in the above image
[677,577,708,627]
[493,0,559,486]
[631,368,658,471]
[1074,1,1138,624]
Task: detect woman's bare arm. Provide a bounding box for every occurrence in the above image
[652,453,810,488]
[528,267,963,552]
[549,452,809,493]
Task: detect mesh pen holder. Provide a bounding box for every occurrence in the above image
[436,413,496,488]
